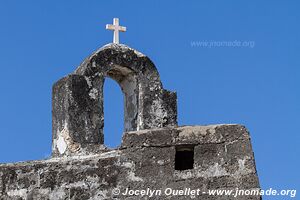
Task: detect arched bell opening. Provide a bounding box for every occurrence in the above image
[103,77,123,148]
[105,66,139,133]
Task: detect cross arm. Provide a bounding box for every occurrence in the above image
[106,24,115,30]
[119,26,126,32]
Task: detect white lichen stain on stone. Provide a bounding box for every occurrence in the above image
[92,61,97,68]
[157,160,165,165]
[201,163,229,178]
[117,160,144,182]
[225,140,236,153]
[68,181,88,189]
[49,188,66,200]
[174,170,194,179]
[120,161,133,168]
[56,122,80,155]
[37,188,50,195]
[89,88,98,100]
[57,135,67,154]
[233,156,254,178]
[84,76,92,88]
[7,189,27,198]
[127,171,144,182]
[150,99,167,127]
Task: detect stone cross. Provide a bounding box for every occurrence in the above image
[106,18,126,44]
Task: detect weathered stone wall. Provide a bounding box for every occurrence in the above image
[52,44,177,157]
[0,43,260,199]
[0,125,260,200]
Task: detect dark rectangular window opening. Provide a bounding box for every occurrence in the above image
[175,146,195,170]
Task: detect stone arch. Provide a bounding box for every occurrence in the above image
[104,67,138,133]
[52,44,177,156]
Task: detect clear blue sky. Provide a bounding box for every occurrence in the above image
[0,1,299,199]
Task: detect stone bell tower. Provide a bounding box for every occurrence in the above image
[0,19,260,200]
[52,43,177,156]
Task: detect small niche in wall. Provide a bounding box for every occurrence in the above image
[175,145,195,170]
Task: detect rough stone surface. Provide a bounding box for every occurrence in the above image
[0,44,260,199]
[0,125,260,200]
[52,43,177,157]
